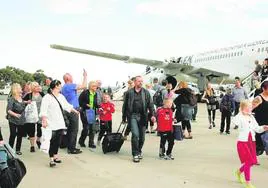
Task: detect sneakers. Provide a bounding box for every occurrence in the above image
[165,154,174,160]
[138,154,143,160]
[145,129,150,134]
[226,131,230,135]
[234,170,244,184]
[16,151,22,155]
[49,161,56,168]
[212,121,216,127]
[244,183,256,188]
[209,125,212,129]
[133,155,140,163]
[234,125,238,129]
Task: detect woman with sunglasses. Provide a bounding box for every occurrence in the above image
[40,80,79,167]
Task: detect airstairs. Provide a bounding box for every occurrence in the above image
[242,72,268,100]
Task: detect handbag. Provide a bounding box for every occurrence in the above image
[85,109,96,125]
[25,101,39,123]
[51,94,70,127]
[173,124,183,141]
[0,144,26,188]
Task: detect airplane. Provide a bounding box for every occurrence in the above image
[50,40,268,94]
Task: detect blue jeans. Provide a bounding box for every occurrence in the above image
[130,115,146,156]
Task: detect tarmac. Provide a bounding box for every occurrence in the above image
[0,99,267,188]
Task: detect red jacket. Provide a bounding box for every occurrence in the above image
[157,107,173,132]
[97,102,115,121]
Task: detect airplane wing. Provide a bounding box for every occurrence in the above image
[50,44,229,78]
[50,44,164,67]
[187,67,229,78]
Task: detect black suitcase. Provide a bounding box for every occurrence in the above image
[102,122,127,154]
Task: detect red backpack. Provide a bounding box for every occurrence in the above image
[157,108,173,132]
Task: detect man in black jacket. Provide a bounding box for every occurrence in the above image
[122,76,156,163]
[78,81,99,148]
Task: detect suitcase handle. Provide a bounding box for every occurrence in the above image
[116,122,127,134]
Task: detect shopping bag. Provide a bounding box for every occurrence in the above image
[86,109,96,125]
[25,101,38,123]
[40,127,52,153]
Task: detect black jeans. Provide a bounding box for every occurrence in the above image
[130,114,146,156]
[159,131,174,155]
[37,123,42,138]
[79,111,95,146]
[8,122,24,152]
[234,102,240,116]
[207,109,216,124]
[220,110,231,133]
[182,120,191,133]
[66,111,79,151]
[49,129,62,158]
[98,120,112,141]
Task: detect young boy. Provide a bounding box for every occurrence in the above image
[97,94,115,145]
[219,88,235,134]
[157,98,175,160]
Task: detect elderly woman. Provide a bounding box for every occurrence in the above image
[23,82,45,152]
[40,80,79,167]
[6,83,27,155]
[78,81,99,148]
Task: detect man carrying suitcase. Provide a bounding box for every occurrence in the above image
[122,76,156,163]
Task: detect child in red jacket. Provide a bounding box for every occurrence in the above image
[97,94,115,145]
[157,98,175,160]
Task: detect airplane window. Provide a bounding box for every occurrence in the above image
[241,51,243,56]
[228,53,230,58]
[262,47,264,52]
[258,48,260,52]
[234,52,236,56]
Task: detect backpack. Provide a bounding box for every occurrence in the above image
[220,95,232,112]
[153,88,165,107]
[188,90,198,106]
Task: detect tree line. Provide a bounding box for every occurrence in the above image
[0,66,50,88]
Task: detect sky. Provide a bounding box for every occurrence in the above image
[0,0,268,86]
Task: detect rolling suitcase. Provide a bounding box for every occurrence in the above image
[102,122,127,154]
